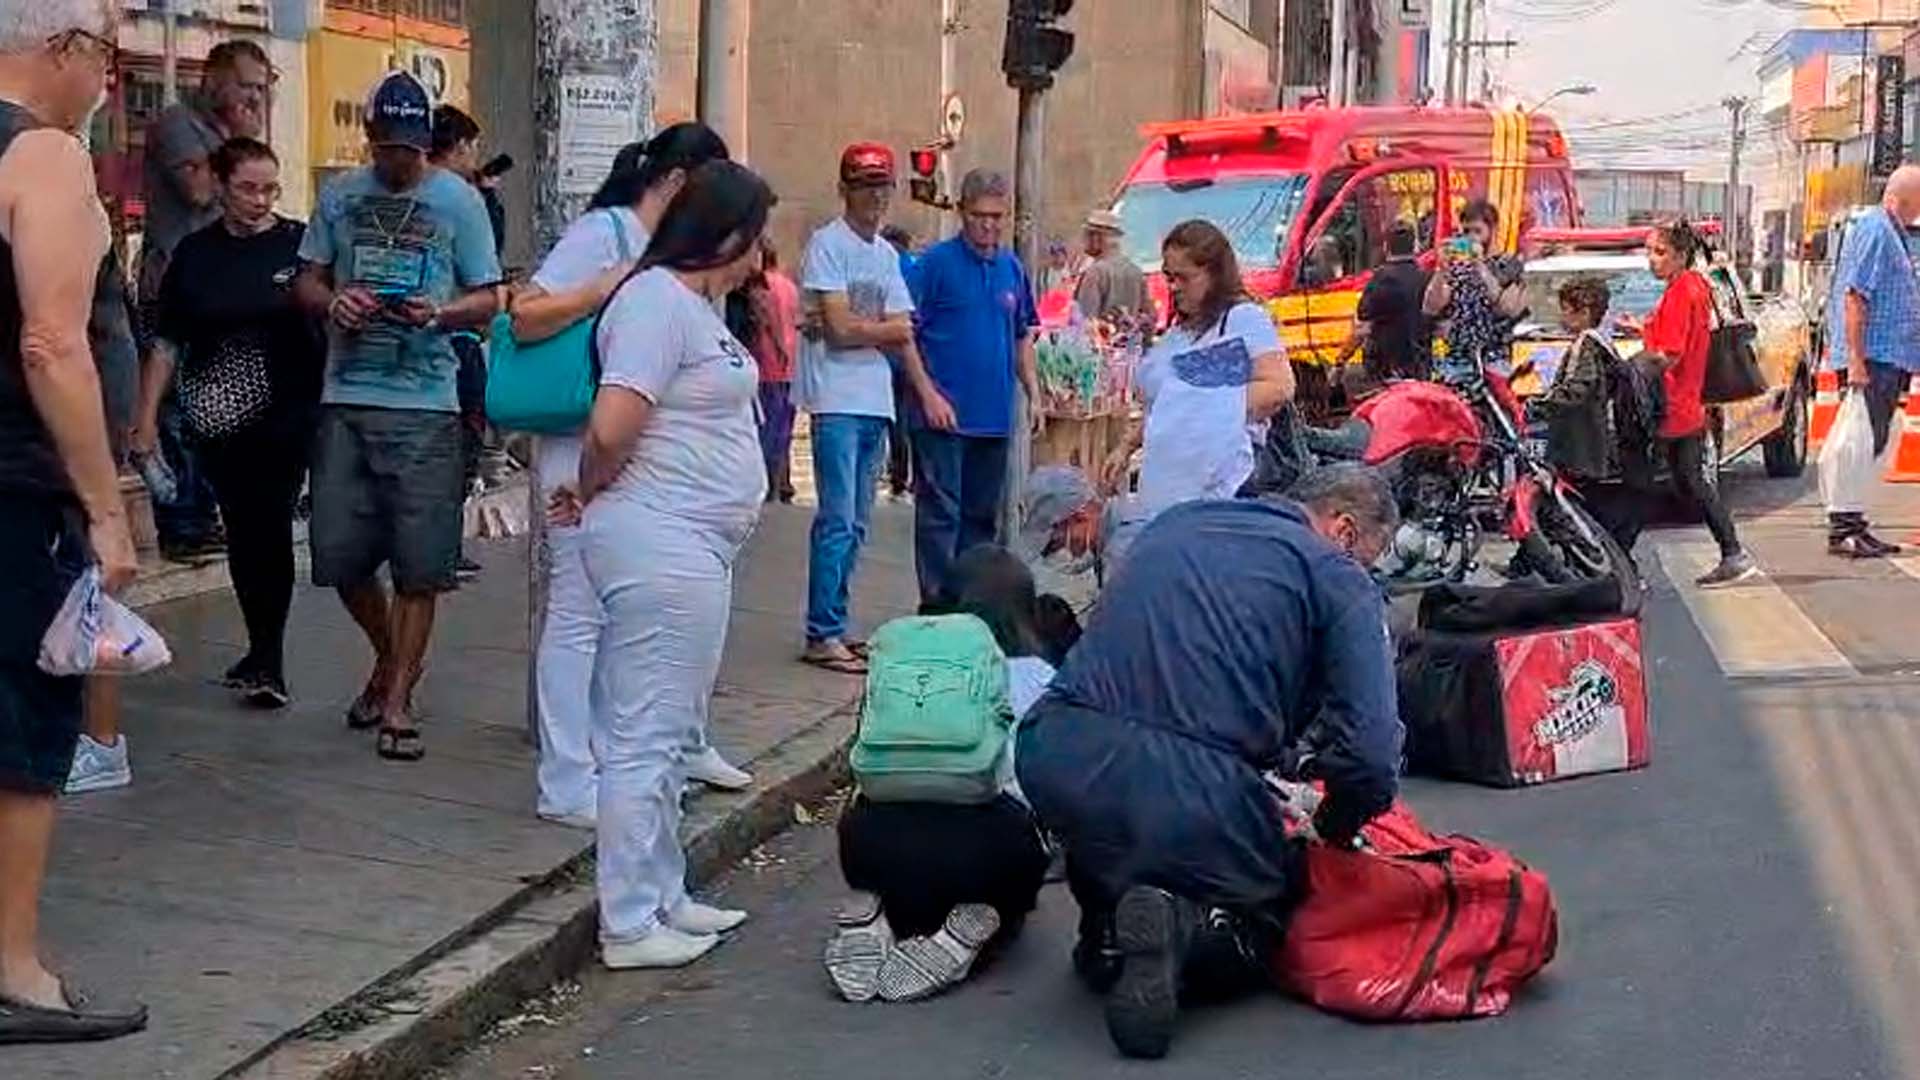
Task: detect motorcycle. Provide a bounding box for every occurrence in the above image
[1300,364,1637,597]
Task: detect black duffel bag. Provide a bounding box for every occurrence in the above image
[1417,576,1626,634]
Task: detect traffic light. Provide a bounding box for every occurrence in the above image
[908,143,949,209]
[1003,0,1075,91]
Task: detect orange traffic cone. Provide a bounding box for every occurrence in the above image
[1809,368,1841,451]
[1882,374,1920,483]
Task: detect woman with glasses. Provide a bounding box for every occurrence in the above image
[132,137,323,708]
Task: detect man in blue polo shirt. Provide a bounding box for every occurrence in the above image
[1823,165,1920,558]
[907,168,1043,605]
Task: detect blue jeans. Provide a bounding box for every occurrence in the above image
[911,429,1009,606]
[806,414,890,643]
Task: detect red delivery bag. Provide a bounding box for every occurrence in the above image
[1399,616,1650,787]
[1273,803,1558,1021]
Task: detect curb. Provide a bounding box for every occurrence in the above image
[222,705,856,1080]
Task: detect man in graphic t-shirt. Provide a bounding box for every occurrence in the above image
[294,71,502,760]
[795,143,952,674]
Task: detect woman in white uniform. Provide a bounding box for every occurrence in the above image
[1100,220,1294,519]
[510,123,746,831]
[556,160,776,969]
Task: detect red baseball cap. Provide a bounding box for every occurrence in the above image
[840,142,897,186]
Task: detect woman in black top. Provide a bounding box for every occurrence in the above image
[132,138,323,707]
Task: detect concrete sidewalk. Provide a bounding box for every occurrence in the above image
[14,500,915,1080]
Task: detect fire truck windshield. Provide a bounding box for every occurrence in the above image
[1113,174,1309,270]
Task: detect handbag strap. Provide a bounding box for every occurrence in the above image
[588,261,649,388]
[607,209,635,263]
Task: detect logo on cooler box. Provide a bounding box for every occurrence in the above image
[1532,659,1618,747]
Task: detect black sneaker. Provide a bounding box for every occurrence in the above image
[220,658,262,690]
[1861,531,1905,557]
[243,673,291,710]
[1695,552,1761,587]
[1106,886,1195,1060]
[456,555,483,582]
[1828,535,1888,560]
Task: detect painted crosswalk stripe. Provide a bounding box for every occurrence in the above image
[1889,557,1920,584]
[1650,537,1857,679]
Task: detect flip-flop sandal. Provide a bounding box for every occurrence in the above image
[376,725,425,762]
[844,639,872,660]
[0,980,148,1044]
[345,697,382,731]
[801,643,868,675]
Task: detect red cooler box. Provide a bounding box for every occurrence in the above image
[1398,615,1650,787]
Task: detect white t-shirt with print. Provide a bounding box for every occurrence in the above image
[527,206,648,493]
[795,217,913,420]
[591,267,767,547]
[1136,301,1284,517]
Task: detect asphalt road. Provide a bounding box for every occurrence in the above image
[445,464,1917,1080]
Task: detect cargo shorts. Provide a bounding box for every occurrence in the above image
[309,405,465,595]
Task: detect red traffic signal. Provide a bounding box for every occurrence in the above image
[910,146,940,179]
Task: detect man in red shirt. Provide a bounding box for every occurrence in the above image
[1623,221,1756,587]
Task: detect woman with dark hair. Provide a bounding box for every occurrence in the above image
[130,137,322,708]
[1618,220,1756,586]
[1423,197,1527,380]
[1099,220,1294,517]
[509,122,747,830]
[827,545,1054,1004]
[553,160,776,970]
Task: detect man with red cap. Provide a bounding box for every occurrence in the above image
[796,143,953,674]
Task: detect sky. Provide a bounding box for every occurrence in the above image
[1428,0,1803,177]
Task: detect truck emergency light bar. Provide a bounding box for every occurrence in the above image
[1141,113,1311,155]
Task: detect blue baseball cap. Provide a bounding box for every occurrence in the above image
[365,70,434,151]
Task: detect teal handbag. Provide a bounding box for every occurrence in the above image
[485,210,634,434]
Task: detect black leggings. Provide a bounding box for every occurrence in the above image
[201,419,310,678]
[1663,435,1741,559]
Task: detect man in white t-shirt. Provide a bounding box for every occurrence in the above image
[796,143,953,673]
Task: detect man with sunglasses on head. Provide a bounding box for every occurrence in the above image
[0,0,148,1043]
[1016,465,1404,1061]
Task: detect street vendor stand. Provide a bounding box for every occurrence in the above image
[1032,316,1142,473]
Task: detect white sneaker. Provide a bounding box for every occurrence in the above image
[65,734,131,795]
[686,746,753,791]
[601,926,719,970]
[538,809,597,831]
[669,898,749,935]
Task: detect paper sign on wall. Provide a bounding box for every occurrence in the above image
[559,75,640,197]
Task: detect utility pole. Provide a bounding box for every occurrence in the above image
[1725,95,1747,282]
[528,0,655,740]
[160,0,179,106]
[1457,0,1474,104]
[1000,0,1074,543]
[939,0,961,239]
[696,0,749,158]
[1443,0,1462,104]
[1329,0,1349,106]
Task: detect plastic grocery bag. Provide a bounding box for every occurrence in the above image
[1819,391,1876,514]
[37,567,172,677]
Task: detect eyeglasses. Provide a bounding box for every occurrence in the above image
[49,28,120,68]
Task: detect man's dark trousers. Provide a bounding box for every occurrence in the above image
[1829,360,1908,542]
[911,428,1008,606]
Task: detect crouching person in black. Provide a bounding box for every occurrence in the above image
[1016,464,1405,1060]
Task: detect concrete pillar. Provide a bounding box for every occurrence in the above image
[696,0,748,158]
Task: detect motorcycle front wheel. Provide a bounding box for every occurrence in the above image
[1516,491,1642,611]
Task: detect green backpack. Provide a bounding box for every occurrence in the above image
[851,614,1013,804]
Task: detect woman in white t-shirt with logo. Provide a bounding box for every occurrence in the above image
[548,160,775,970]
[509,124,748,834]
[1100,220,1295,518]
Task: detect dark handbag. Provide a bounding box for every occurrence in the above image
[178,336,273,440]
[1701,279,1767,403]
